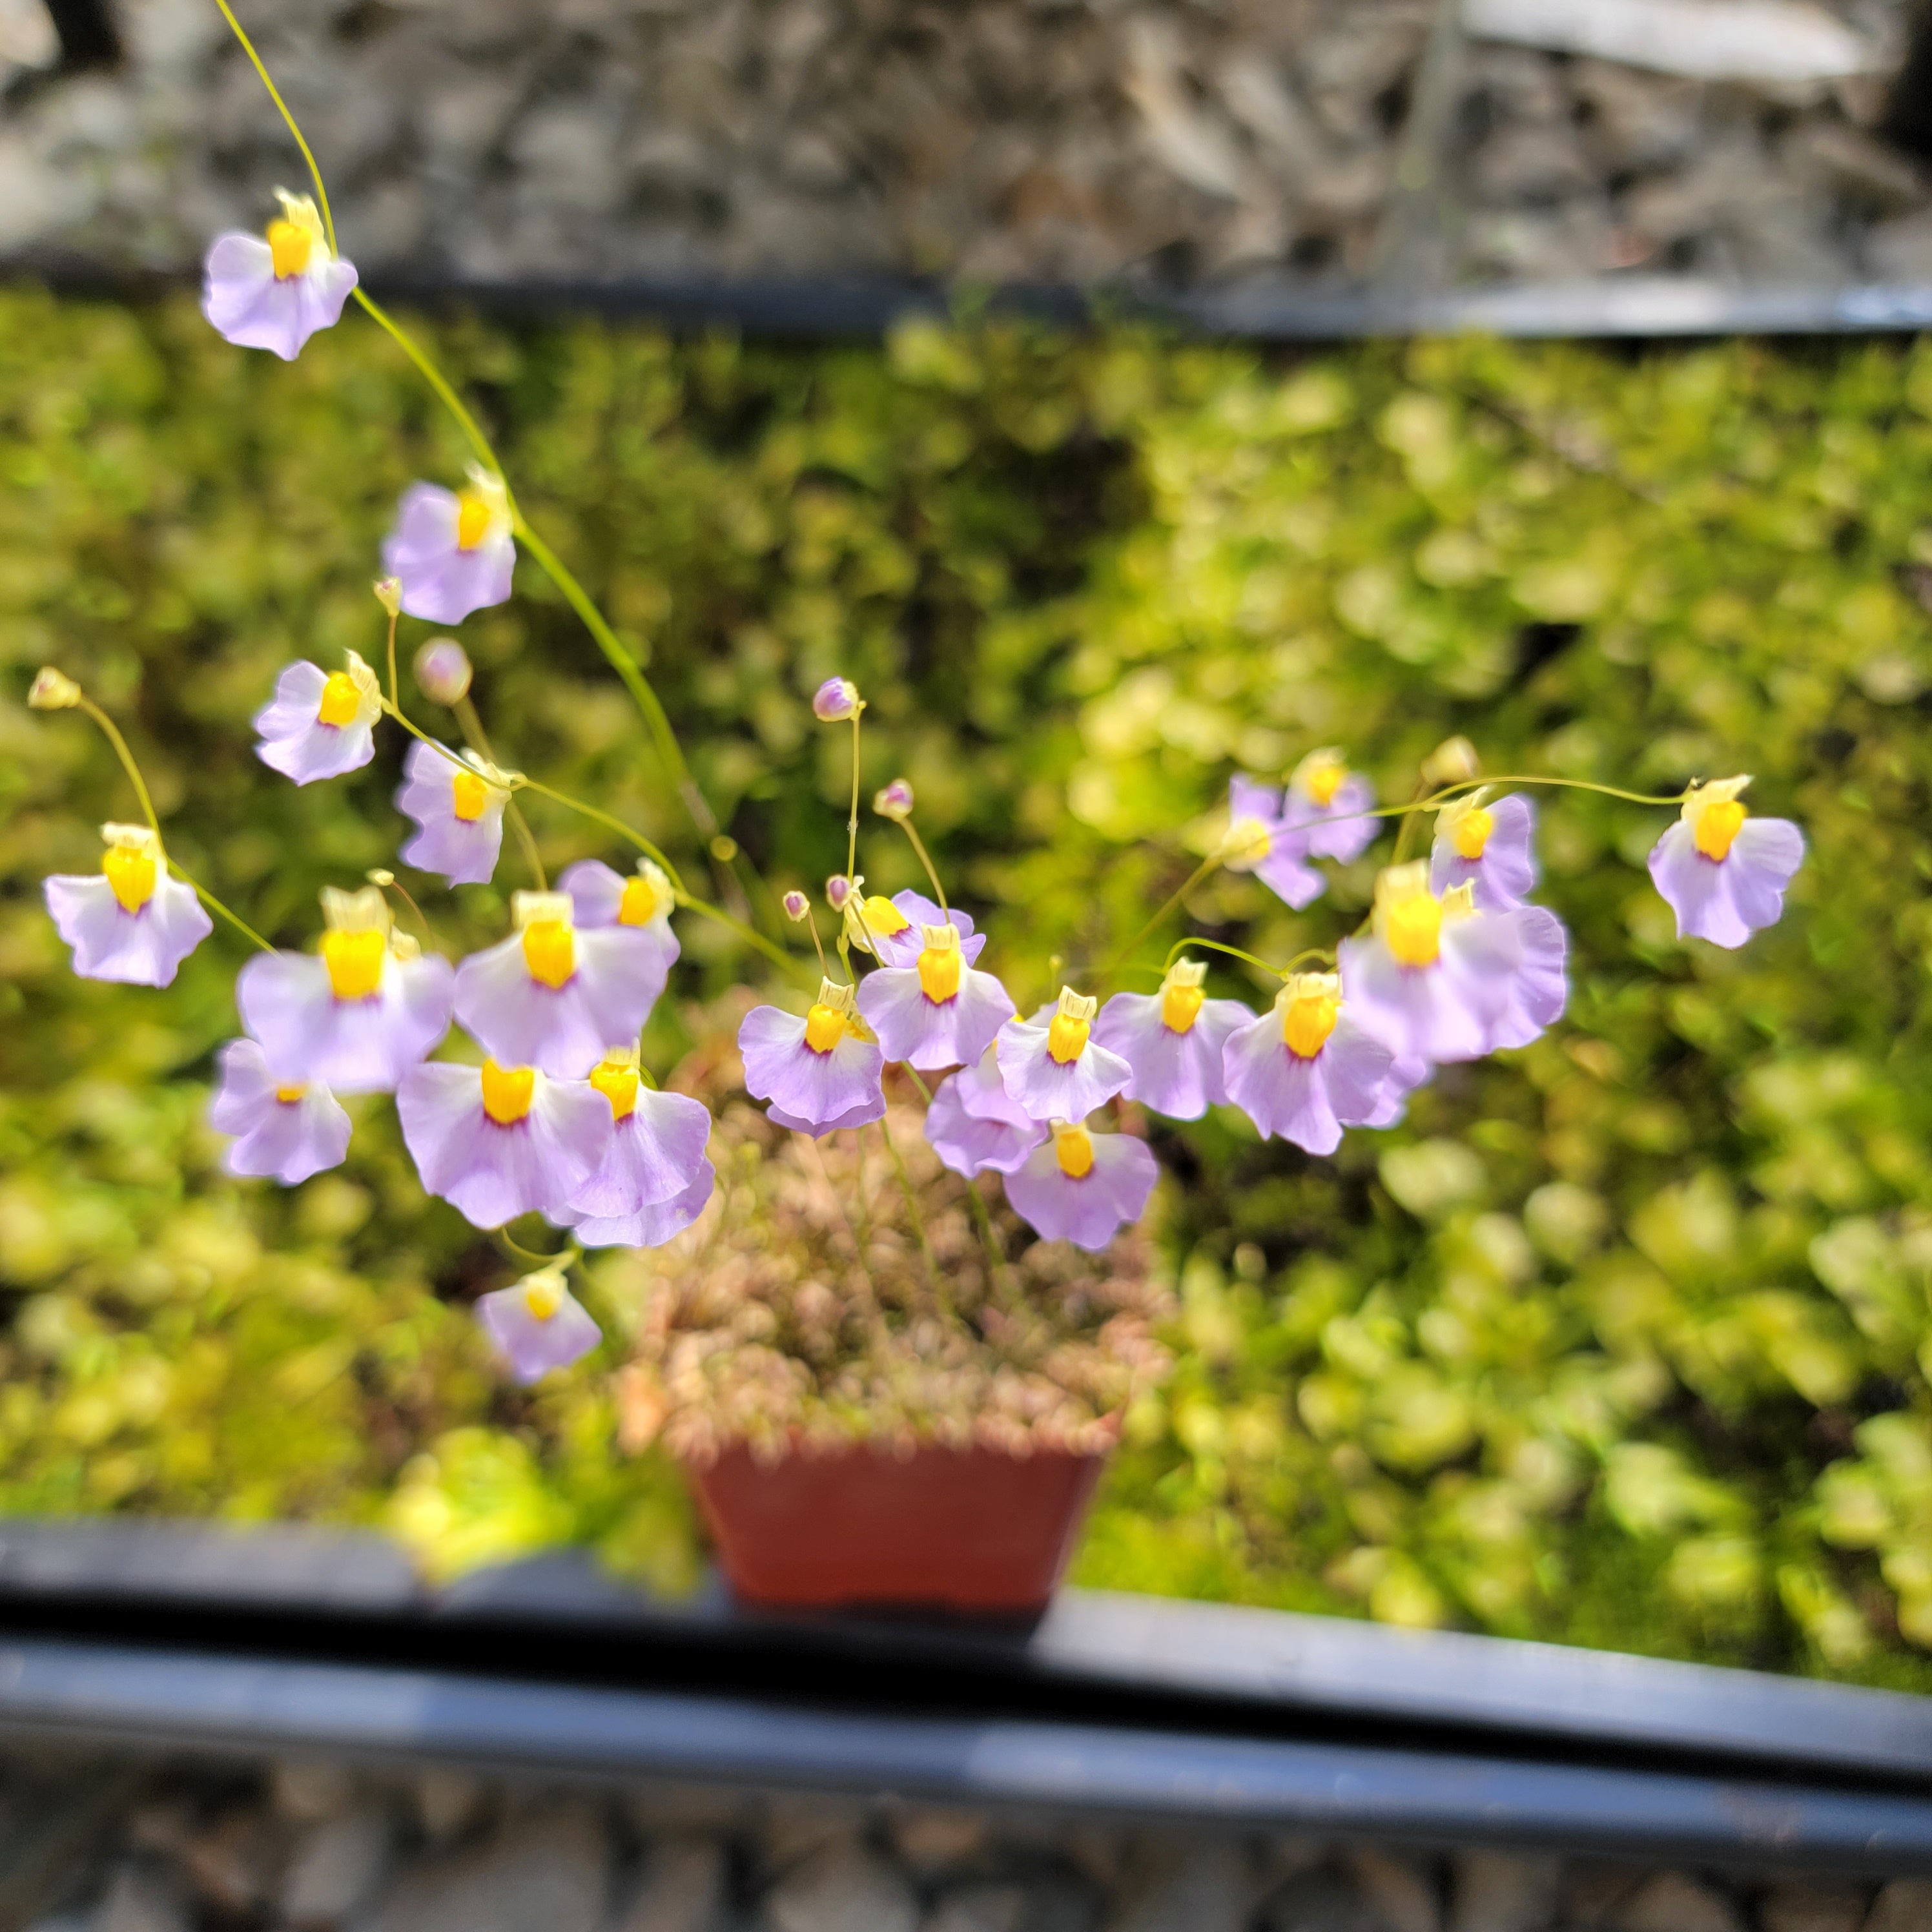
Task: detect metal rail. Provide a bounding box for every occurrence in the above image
[0,1519,1926,1873]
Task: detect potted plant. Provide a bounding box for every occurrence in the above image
[19,1,1813,1618]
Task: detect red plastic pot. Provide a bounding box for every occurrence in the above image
[686,1437,1113,1616]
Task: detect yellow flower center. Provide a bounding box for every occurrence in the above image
[102,845,156,914]
[267,217,314,280]
[522,1275,562,1321]
[317,672,362,728]
[1384,892,1442,969]
[1222,816,1271,866]
[1161,982,1204,1034]
[1694,798,1747,861]
[1282,989,1340,1059]
[917,926,962,1003]
[590,1058,639,1121]
[521,919,575,989]
[274,1084,307,1104]
[455,489,493,551]
[480,1060,535,1125]
[321,928,387,1001]
[860,895,909,938]
[1048,1013,1089,1064]
[1302,757,1346,808]
[619,874,663,925]
[451,768,491,822]
[804,1002,849,1053]
[1054,1124,1094,1178]
[1452,806,1494,861]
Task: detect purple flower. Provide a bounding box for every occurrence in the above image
[856,923,1015,1071]
[923,1047,1048,1178]
[455,889,671,1081]
[1283,748,1377,863]
[1221,776,1325,910]
[553,1160,717,1249]
[1494,904,1570,1051]
[856,890,984,969]
[812,677,861,721]
[206,1038,352,1185]
[739,978,886,1136]
[44,823,212,987]
[253,652,382,785]
[1337,863,1522,1068]
[996,988,1133,1122]
[236,887,453,1093]
[1221,974,1396,1156]
[395,742,512,887]
[1092,961,1251,1121]
[396,1054,611,1229]
[873,777,914,820]
[380,468,515,625]
[559,857,681,983]
[1431,790,1538,910]
[1003,1120,1158,1252]
[782,889,810,922]
[475,1268,603,1384]
[546,1047,714,1250]
[1647,777,1805,949]
[200,192,358,362]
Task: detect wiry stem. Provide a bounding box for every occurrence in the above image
[898,819,949,916]
[209,0,336,254]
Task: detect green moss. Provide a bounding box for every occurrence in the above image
[5,286,1932,1683]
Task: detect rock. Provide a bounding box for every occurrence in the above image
[1868,1880,1932,1932]
[1470,125,1596,207]
[363,1806,610,1932]
[1866,208,1932,279]
[280,1805,392,1926]
[614,1837,725,1932]
[95,1865,191,1932]
[925,1887,1029,1932]
[1609,1871,1744,1932]
[1107,1840,1262,1932]
[178,1807,275,1913]
[624,1785,751,1836]
[765,1844,918,1932]
[1259,1868,1390,1932]
[761,1798,867,1868]
[273,1762,357,1824]
[1346,1849,1439,1932]
[1447,1851,1557,1932]
[1758,1878,1869,1932]
[890,1809,991,1875]
[0,0,58,80]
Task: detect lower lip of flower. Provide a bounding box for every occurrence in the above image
[322,928,387,1000]
[274,1084,307,1104]
[619,876,662,925]
[1282,991,1339,1058]
[804,1003,849,1053]
[103,847,156,914]
[1695,800,1746,860]
[481,1060,535,1124]
[1055,1125,1094,1178]
[267,218,314,280]
[522,920,576,989]
[1452,807,1494,860]
[451,768,490,821]
[1382,894,1444,969]
[1161,983,1204,1033]
[317,672,362,727]
[590,1060,639,1120]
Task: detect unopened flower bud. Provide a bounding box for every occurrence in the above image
[873,777,914,820]
[28,667,81,711]
[825,874,854,911]
[365,868,395,887]
[812,677,861,722]
[413,637,473,706]
[782,889,810,923]
[1423,735,1479,786]
[373,576,403,618]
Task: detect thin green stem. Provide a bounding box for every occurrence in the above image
[450,695,544,890]
[351,289,500,475]
[677,892,799,976]
[383,608,400,712]
[1320,772,1690,839]
[804,907,831,981]
[1103,854,1220,981]
[898,819,948,915]
[847,711,862,887]
[877,1113,946,1308]
[902,1065,1011,1300]
[210,0,336,253]
[1160,935,1291,979]
[509,775,683,889]
[171,863,272,952]
[497,1227,579,1268]
[373,870,435,950]
[75,696,161,845]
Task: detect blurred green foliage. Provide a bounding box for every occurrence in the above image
[5,283,1932,1684]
